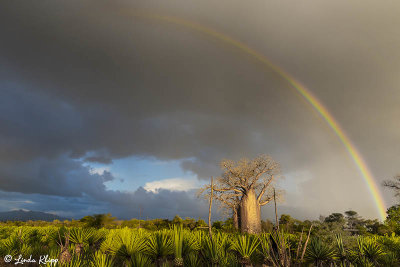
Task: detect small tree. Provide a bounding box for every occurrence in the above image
[195,219,207,228]
[383,175,400,234]
[172,215,183,225]
[182,217,196,230]
[212,190,241,230]
[324,213,345,223]
[80,213,115,228]
[386,205,400,234]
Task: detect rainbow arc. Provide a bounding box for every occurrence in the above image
[128,11,387,220]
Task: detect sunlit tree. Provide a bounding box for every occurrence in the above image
[201,154,283,233]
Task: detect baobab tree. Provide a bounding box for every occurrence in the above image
[214,189,241,230]
[199,182,241,230]
[201,154,283,233]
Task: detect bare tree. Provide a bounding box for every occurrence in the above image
[208,176,214,241]
[199,183,241,230]
[215,190,241,230]
[383,175,400,197]
[201,154,282,233]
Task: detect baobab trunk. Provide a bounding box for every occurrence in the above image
[240,188,261,233]
[233,206,240,230]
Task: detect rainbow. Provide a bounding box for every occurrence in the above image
[129,11,387,220]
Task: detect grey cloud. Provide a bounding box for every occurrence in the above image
[0,155,114,197]
[84,156,113,164]
[0,0,399,219]
[0,188,211,221]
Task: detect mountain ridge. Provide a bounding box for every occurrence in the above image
[0,209,69,222]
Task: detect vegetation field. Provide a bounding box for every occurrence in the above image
[1,211,400,267]
[1,156,400,266]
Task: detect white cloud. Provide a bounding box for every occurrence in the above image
[144,177,203,193]
[89,166,110,175]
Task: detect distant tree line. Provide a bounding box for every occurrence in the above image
[1,208,398,236]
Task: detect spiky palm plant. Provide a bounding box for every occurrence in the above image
[2,234,23,256]
[184,253,202,267]
[45,248,61,267]
[335,234,350,265]
[304,237,337,266]
[227,253,242,267]
[27,229,42,245]
[129,253,154,267]
[90,251,114,267]
[379,252,398,267]
[99,229,119,254]
[172,225,184,266]
[35,227,59,255]
[38,227,59,247]
[260,230,292,266]
[145,230,174,266]
[219,232,233,266]
[160,261,172,267]
[2,227,33,257]
[108,228,147,266]
[45,255,82,267]
[231,234,259,266]
[69,228,95,256]
[356,257,375,267]
[350,236,384,266]
[377,234,400,265]
[202,234,219,265]
[60,256,82,267]
[378,234,400,256]
[362,237,384,264]
[202,232,232,266]
[89,229,107,251]
[182,230,201,256]
[257,233,270,265]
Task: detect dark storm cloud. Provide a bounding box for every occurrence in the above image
[84,156,113,164]
[0,155,116,197]
[0,0,318,172]
[0,0,399,219]
[0,189,210,220]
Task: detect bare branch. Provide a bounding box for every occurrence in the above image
[257,175,274,202]
[260,197,273,206]
[383,175,400,197]
[214,187,242,193]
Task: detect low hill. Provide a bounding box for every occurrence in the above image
[0,210,69,222]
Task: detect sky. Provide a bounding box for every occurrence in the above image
[0,0,399,221]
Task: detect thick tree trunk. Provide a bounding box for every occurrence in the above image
[233,206,240,230]
[240,188,261,233]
